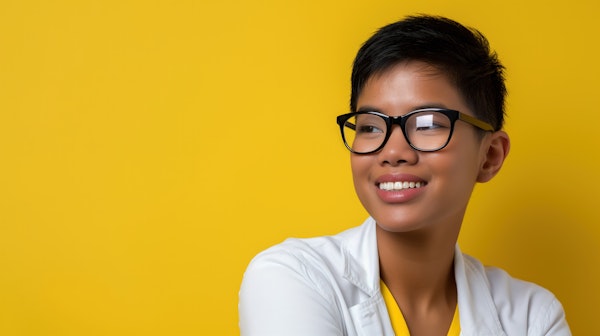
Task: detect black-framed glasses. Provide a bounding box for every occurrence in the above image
[336,108,494,154]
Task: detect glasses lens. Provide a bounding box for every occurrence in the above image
[405,111,452,151]
[342,113,387,153]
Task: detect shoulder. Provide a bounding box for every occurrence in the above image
[462,253,555,302]
[243,230,347,282]
[238,223,371,335]
[460,254,571,335]
[242,222,370,285]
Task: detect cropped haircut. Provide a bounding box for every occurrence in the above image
[351,15,506,131]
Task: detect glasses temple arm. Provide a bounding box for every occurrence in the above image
[459,113,494,131]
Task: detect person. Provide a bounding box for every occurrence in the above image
[238,14,571,335]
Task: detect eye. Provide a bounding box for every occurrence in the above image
[354,114,386,135]
[414,113,450,132]
[416,123,446,131]
[357,124,384,134]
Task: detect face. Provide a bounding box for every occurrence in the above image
[351,61,490,234]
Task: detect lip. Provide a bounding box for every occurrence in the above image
[375,173,427,203]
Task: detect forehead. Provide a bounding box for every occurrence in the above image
[357,61,469,115]
[366,61,454,92]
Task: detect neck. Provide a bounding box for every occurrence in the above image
[377,224,459,310]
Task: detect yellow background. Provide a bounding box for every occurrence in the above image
[1,0,598,335]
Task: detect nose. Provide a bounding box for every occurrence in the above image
[378,126,418,166]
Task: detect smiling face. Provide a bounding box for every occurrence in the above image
[351,61,491,234]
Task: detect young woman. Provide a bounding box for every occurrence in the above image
[239,15,571,336]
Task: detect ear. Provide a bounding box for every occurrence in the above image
[477,130,510,183]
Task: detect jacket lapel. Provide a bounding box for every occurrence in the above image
[341,218,395,336]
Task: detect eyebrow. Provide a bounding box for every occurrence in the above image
[356,103,452,114]
[356,105,382,113]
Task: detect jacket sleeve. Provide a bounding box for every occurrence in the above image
[490,264,572,336]
[529,296,571,336]
[238,246,345,336]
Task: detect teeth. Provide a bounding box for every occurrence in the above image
[379,181,424,191]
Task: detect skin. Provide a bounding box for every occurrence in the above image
[351,61,510,335]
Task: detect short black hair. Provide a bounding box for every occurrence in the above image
[351,15,506,131]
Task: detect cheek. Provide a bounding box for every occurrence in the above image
[432,148,481,191]
[441,132,484,180]
[350,155,373,196]
[350,155,369,178]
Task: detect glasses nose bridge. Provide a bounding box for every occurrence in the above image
[387,115,407,133]
[383,114,412,148]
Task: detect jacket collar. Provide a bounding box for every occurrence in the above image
[454,245,507,335]
[340,217,380,296]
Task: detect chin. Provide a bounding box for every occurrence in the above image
[372,214,426,233]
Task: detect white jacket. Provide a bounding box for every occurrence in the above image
[239,217,571,335]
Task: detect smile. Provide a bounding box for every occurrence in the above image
[378,181,425,191]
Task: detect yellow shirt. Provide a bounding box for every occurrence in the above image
[380,280,460,336]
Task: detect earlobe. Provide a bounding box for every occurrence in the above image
[477,131,510,183]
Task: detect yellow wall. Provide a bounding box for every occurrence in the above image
[1,0,598,334]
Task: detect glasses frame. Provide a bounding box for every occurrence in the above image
[336,108,495,154]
